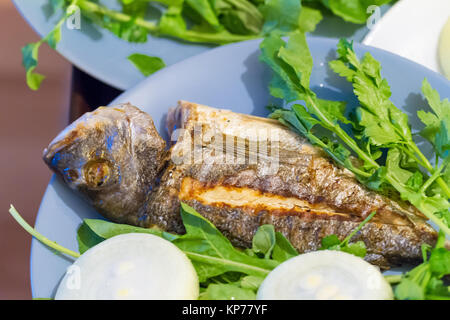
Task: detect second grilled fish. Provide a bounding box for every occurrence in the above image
[43,101,437,268]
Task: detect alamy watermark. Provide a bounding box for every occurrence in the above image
[66,4,81,30]
[170,122,281,175]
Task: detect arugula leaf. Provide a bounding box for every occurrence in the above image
[328,0,391,24]
[298,6,323,32]
[76,223,104,254]
[260,0,302,34]
[251,224,276,258]
[239,275,265,290]
[127,53,166,76]
[186,0,222,31]
[199,283,256,299]
[174,203,279,281]
[272,231,299,262]
[213,0,264,35]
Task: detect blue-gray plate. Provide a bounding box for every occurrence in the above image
[31,37,450,299]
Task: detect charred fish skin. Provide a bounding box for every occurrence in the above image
[43,101,437,268]
[43,103,167,226]
[150,101,437,267]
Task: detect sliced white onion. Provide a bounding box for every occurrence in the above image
[439,18,450,79]
[55,233,198,300]
[257,250,393,300]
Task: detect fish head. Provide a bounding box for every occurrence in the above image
[43,103,167,224]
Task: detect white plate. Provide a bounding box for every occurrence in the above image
[30,37,450,298]
[363,0,450,76]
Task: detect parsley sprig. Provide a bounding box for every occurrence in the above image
[261,32,450,235]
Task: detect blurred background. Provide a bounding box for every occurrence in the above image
[0,0,71,299]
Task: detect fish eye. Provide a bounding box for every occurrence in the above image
[83,159,112,188]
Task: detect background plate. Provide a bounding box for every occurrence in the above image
[31,37,450,298]
[363,0,450,76]
[13,0,389,90]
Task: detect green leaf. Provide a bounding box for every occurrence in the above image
[385,148,414,185]
[103,18,148,43]
[252,224,276,258]
[21,42,45,90]
[199,283,256,300]
[261,0,302,34]
[76,222,105,254]
[277,31,313,88]
[298,6,323,32]
[213,0,264,35]
[395,278,425,300]
[272,231,299,262]
[175,203,279,282]
[83,218,167,239]
[328,0,391,24]
[259,34,304,101]
[320,234,341,249]
[426,278,450,299]
[419,78,450,159]
[239,275,264,290]
[128,53,166,76]
[340,241,366,257]
[46,24,62,50]
[159,3,187,37]
[429,248,450,277]
[186,0,222,30]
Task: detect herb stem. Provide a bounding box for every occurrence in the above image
[305,95,450,236]
[410,144,450,199]
[77,0,258,45]
[384,274,402,284]
[184,251,274,278]
[420,164,444,194]
[9,205,80,259]
[341,211,376,245]
[77,0,158,32]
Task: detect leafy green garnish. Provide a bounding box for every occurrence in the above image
[21,3,71,90]
[26,0,397,90]
[260,0,302,34]
[298,6,323,33]
[251,224,276,259]
[390,231,450,300]
[327,0,391,24]
[418,79,450,160]
[11,203,293,300]
[127,53,166,76]
[261,32,450,235]
[320,211,376,258]
[75,203,297,299]
[9,205,80,259]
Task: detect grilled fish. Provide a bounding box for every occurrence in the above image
[43,101,437,268]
